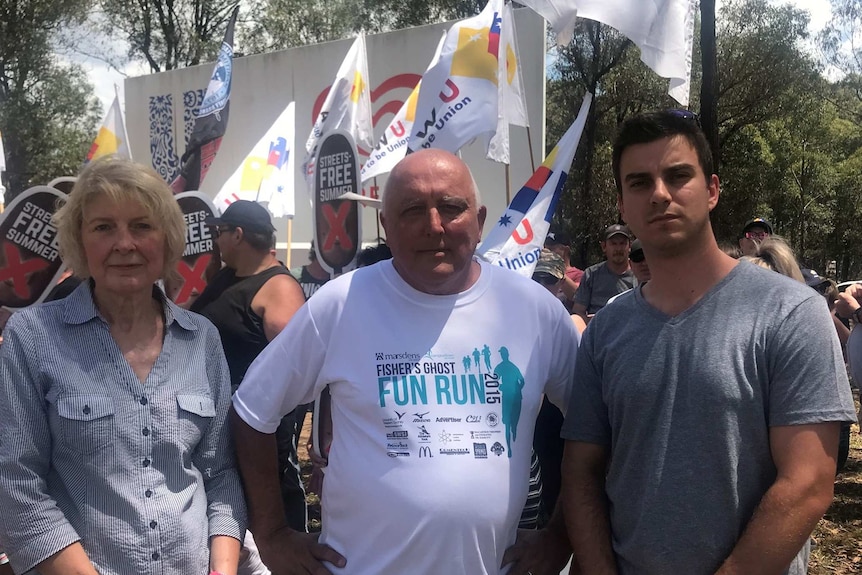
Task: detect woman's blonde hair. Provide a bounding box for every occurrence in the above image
[742,236,804,283]
[53,156,186,281]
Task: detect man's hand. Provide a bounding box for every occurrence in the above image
[502,528,573,575]
[256,526,345,575]
[835,288,861,319]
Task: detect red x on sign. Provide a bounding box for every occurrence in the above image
[0,242,50,300]
[321,202,354,252]
[175,254,212,305]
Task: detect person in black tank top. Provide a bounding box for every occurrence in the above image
[192,201,307,532]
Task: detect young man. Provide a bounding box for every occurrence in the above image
[560,111,856,575]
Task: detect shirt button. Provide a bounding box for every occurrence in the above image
[151,552,160,560]
[150,520,158,529]
[142,458,151,467]
[82,405,91,415]
[140,396,148,405]
[145,489,153,497]
[142,428,150,436]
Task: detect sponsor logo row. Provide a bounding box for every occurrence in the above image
[385,441,507,459]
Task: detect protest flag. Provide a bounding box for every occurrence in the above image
[215,102,296,218]
[487,0,530,164]
[360,32,446,183]
[170,5,239,193]
[477,93,592,276]
[407,0,505,155]
[85,92,131,163]
[518,0,695,105]
[303,34,374,189]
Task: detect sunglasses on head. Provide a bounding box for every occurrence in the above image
[744,230,769,240]
[532,273,560,286]
[629,251,645,263]
[668,109,701,127]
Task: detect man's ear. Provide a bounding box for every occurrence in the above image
[707,174,720,211]
[477,205,487,237]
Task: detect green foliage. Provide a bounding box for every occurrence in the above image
[240,0,484,54]
[0,0,100,199]
[98,0,237,72]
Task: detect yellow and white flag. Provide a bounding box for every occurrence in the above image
[360,32,446,183]
[215,102,296,218]
[487,1,530,163]
[303,34,373,189]
[518,0,695,105]
[407,0,505,155]
[86,93,131,162]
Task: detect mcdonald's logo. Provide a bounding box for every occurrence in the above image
[419,446,433,458]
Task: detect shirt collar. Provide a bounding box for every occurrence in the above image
[62,279,198,332]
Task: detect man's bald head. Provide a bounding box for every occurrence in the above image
[379,148,487,295]
[382,150,482,217]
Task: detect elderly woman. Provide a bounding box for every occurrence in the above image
[0,157,246,575]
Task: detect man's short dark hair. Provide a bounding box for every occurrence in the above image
[612,111,713,193]
[243,229,275,252]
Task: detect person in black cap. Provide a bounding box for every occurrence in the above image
[738,217,773,256]
[191,200,309,533]
[571,224,635,321]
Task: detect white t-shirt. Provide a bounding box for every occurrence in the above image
[233,259,579,575]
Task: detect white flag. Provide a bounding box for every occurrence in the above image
[303,34,373,189]
[487,1,530,163]
[85,93,131,162]
[215,102,296,218]
[360,32,446,183]
[407,0,505,155]
[477,93,592,276]
[518,0,696,105]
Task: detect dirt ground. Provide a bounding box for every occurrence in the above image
[810,420,862,574]
[299,411,862,571]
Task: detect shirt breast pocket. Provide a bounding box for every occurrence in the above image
[56,395,115,455]
[176,394,216,449]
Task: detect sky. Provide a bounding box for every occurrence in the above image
[79,0,834,117]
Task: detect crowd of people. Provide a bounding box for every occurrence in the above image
[0,110,859,575]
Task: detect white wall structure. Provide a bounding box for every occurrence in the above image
[125,8,546,266]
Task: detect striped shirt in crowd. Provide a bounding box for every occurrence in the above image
[0,282,247,574]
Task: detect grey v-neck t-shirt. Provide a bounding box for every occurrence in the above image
[563,261,856,575]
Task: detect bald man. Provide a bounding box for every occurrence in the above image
[230,150,579,575]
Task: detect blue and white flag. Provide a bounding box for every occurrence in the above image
[477,93,592,276]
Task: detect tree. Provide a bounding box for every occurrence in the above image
[240,0,484,54]
[98,0,237,72]
[0,0,101,198]
[818,0,862,125]
[711,0,824,241]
